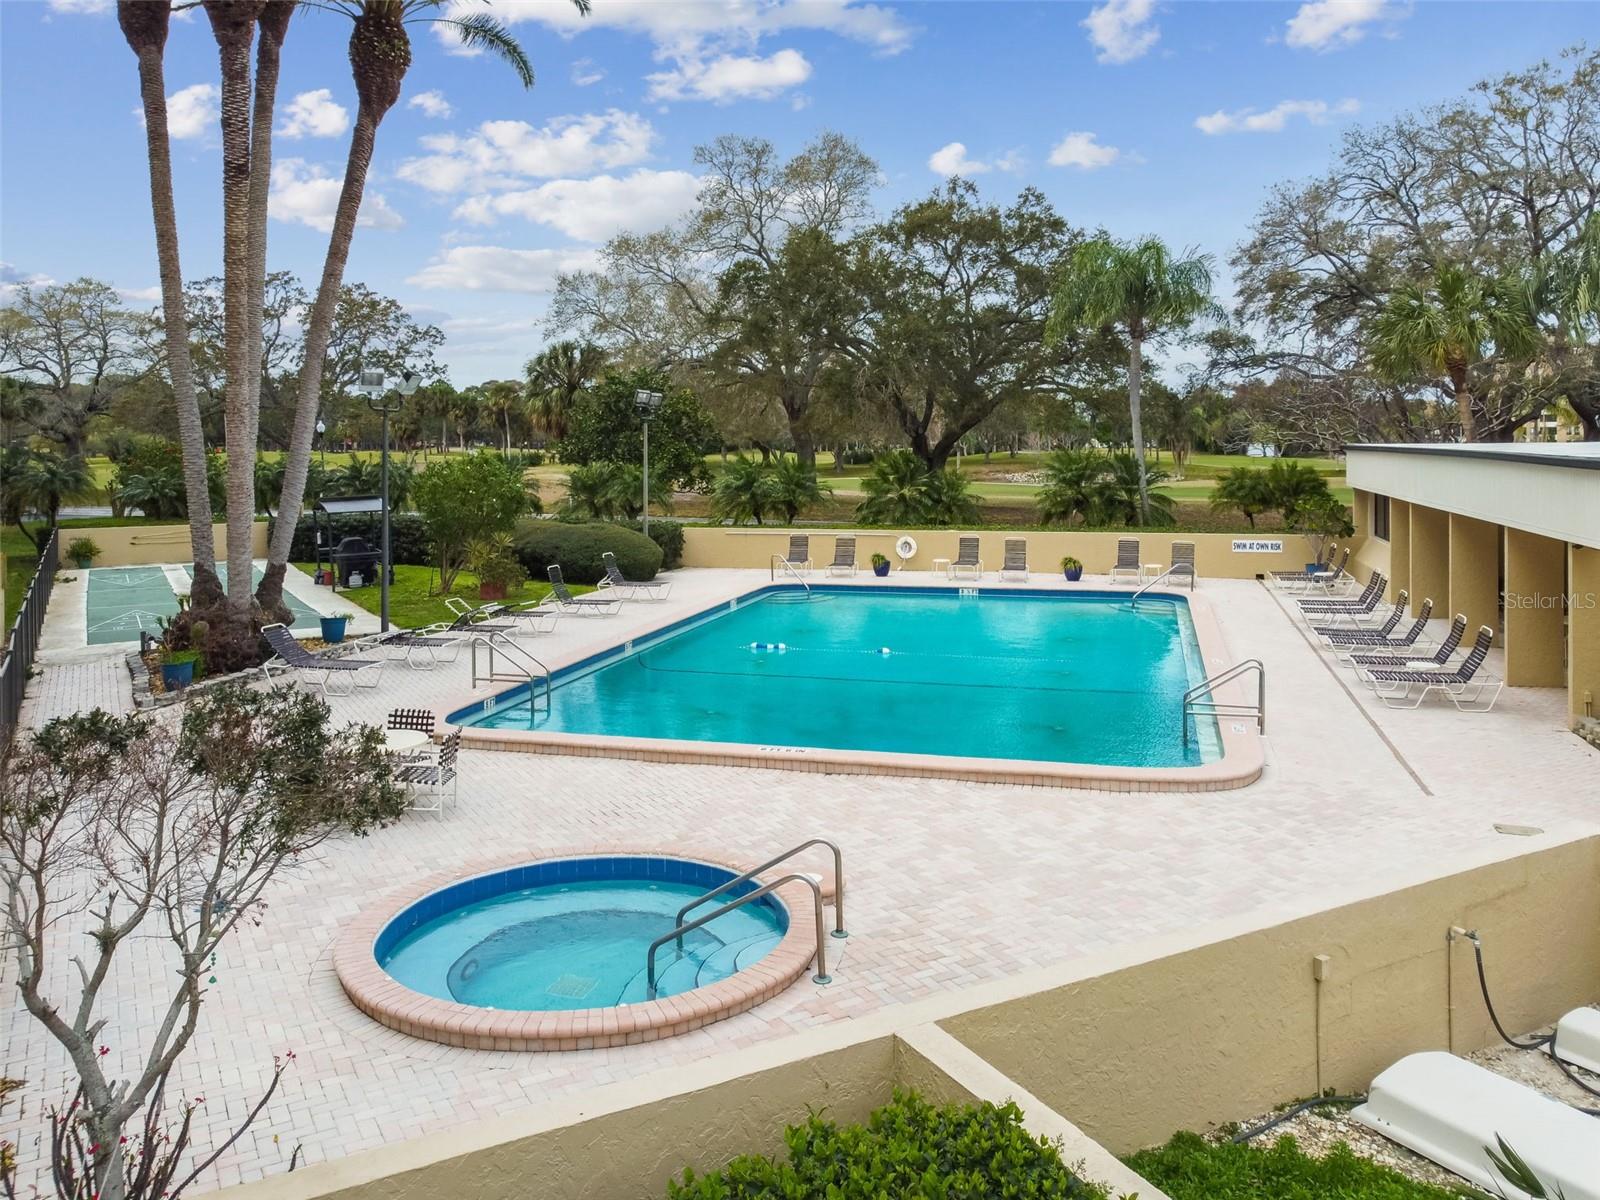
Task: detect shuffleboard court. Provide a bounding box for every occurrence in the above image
[85,566,183,644]
[185,565,322,633]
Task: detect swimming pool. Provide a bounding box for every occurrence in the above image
[453,586,1219,769]
[377,857,786,1011]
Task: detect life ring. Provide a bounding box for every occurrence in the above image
[895,535,918,561]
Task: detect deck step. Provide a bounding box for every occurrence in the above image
[1351,1051,1599,1200]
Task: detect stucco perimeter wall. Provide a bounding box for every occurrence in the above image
[939,835,1600,1155]
[67,522,268,567]
[682,527,1333,580]
[1349,489,1391,590]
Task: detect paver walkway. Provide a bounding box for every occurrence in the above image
[3,571,1596,1192]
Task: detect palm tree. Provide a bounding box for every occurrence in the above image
[8,452,94,553]
[1209,466,1273,529]
[258,0,588,619]
[920,469,980,526]
[480,379,523,451]
[525,340,605,445]
[118,1,221,606]
[1037,449,1106,526]
[1095,452,1175,526]
[1371,263,1539,443]
[769,457,830,523]
[711,457,780,525]
[855,449,932,525]
[561,462,624,521]
[1046,237,1220,523]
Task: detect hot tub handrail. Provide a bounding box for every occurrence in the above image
[647,872,830,997]
[675,838,845,947]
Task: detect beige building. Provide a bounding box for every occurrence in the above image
[1346,442,1600,726]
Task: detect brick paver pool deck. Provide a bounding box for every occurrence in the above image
[3,569,1597,1191]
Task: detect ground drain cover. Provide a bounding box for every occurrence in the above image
[546,974,599,1000]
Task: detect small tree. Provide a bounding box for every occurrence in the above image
[412,451,539,590]
[1210,466,1274,529]
[557,369,720,492]
[1287,492,1355,562]
[1,685,406,1200]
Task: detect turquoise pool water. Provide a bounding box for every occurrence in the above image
[455,587,1218,768]
[377,857,785,1010]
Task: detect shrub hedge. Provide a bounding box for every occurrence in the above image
[512,519,662,584]
[668,1091,1107,1200]
[282,512,432,566]
[622,518,685,570]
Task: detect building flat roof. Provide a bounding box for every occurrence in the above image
[1346,442,1600,471]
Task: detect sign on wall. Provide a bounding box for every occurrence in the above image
[1231,538,1285,553]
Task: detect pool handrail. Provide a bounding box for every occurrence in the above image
[1182,658,1265,745]
[1130,564,1189,608]
[646,872,831,997]
[467,631,551,712]
[675,838,845,947]
[769,554,812,595]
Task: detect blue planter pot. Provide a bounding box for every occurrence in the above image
[1064,568,1083,582]
[1306,562,1321,575]
[161,660,195,691]
[872,561,891,577]
[320,616,349,644]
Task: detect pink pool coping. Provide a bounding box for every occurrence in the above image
[333,846,831,1051]
[431,579,1264,793]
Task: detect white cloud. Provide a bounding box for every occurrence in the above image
[407,89,454,119]
[928,142,989,176]
[0,263,55,303]
[46,0,111,12]
[452,169,703,243]
[1194,97,1359,135]
[397,109,656,194]
[1048,131,1123,169]
[648,48,812,103]
[1285,0,1399,51]
[407,245,601,293]
[269,159,404,232]
[162,83,219,140]
[1082,0,1158,64]
[277,89,350,139]
[571,58,605,87]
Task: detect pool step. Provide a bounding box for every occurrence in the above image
[695,933,782,988]
[613,940,722,1005]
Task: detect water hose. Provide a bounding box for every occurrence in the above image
[1230,1096,1365,1143]
[1466,931,1600,1110]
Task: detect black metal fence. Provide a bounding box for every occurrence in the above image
[1,529,58,744]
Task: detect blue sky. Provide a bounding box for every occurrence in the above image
[2,0,1595,384]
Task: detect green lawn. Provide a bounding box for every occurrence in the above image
[1126,1131,1477,1200]
[292,562,583,631]
[3,526,42,631]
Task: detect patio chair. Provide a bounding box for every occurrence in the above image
[442,596,555,637]
[827,536,857,577]
[1169,540,1197,591]
[1295,571,1386,616]
[396,729,461,813]
[385,707,435,764]
[1271,544,1345,587]
[1110,538,1140,584]
[1348,613,1468,674]
[600,551,673,601]
[1359,626,1502,711]
[260,623,384,697]
[999,538,1028,581]
[1318,597,1434,659]
[784,535,813,575]
[1309,589,1408,635]
[545,565,624,616]
[950,537,984,580]
[366,625,465,670]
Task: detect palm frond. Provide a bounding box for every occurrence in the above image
[431,11,534,87]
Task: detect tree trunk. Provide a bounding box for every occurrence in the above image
[207,1,265,618]
[504,409,512,451]
[119,2,222,606]
[259,5,407,619]
[1450,363,1477,443]
[1128,336,1150,524]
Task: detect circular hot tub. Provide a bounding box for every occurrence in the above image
[334,850,823,1050]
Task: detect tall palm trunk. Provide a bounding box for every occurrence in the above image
[119,1,222,608]
[259,6,409,618]
[245,3,293,493]
[1449,361,1477,442]
[206,1,265,617]
[1127,334,1150,524]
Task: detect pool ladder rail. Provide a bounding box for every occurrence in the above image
[468,631,552,713]
[1129,564,1192,608]
[769,555,812,595]
[646,837,846,999]
[1182,658,1265,745]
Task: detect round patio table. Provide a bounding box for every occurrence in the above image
[381,728,429,755]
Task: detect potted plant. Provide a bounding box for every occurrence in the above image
[66,537,101,570]
[160,648,201,692]
[870,552,891,578]
[1061,555,1083,582]
[465,533,528,601]
[320,611,353,644]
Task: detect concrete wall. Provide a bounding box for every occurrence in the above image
[1349,489,1391,594]
[1571,545,1600,723]
[1408,504,1450,620]
[682,527,1326,580]
[1504,528,1568,688]
[1448,513,1501,637]
[211,837,1600,1200]
[64,522,268,568]
[938,836,1600,1154]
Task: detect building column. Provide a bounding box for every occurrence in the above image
[1448,514,1500,635]
[1408,504,1449,620]
[1571,544,1600,726]
[1389,500,1411,606]
[1503,528,1566,688]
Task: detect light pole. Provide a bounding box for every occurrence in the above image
[356,368,420,632]
[634,388,664,537]
[314,418,326,467]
